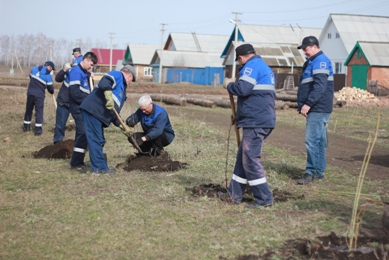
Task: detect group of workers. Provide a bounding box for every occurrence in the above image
[22,48,175,174]
[22,35,334,208]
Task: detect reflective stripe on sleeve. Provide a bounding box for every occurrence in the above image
[301,77,313,84]
[232,174,248,184]
[313,69,330,75]
[30,74,49,85]
[79,87,90,94]
[69,80,81,86]
[240,75,256,85]
[253,84,275,91]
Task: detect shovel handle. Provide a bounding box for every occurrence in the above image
[112,108,147,155]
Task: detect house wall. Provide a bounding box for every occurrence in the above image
[320,21,349,74]
[135,65,153,82]
[371,67,389,89]
[153,67,224,85]
[345,50,368,87]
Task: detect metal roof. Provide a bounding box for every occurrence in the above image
[321,14,389,54]
[221,24,321,58]
[223,41,306,67]
[346,41,389,66]
[167,32,229,53]
[237,24,322,45]
[125,44,159,65]
[150,50,224,68]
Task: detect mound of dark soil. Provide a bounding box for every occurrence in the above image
[116,153,187,172]
[220,232,389,259]
[187,183,304,203]
[33,139,74,159]
[264,232,389,259]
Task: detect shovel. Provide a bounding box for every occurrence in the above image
[112,108,149,155]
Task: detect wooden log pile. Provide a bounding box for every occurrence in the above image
[334,86,379,103]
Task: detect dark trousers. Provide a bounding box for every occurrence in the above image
[130,132,169,155]
[228,128,274,205]
[24,95,44,127]
[53,104,71,144]
[81,110,108,172]
[70,112,87,167]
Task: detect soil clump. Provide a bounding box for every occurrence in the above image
[187,183,305,203]
[33,139,74,159]
[116,152,186,172]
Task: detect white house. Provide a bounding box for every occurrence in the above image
[319,14,389,74]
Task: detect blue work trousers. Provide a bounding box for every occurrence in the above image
[24,95,44,127]
[70,111,87,167]
[81,110,108,172]
[53,104,70,144]
[228,128,274,205]
[305,112,331,177]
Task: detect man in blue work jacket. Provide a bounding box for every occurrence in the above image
[296,36,334,185]
[72,47,83,67]
[23,61,55,136]
[125,95,175,158]
[53,62,72,144]
[80,65,136,174]
[68,52,98,170]
[218,43,276,208]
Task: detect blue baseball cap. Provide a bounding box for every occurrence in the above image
[45,61,55,70]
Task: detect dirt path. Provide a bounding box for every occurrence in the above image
[166,104,389,182]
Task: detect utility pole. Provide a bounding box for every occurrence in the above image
[158,23,167,84]
[49,45,53,61]
[231,12,241,80]
[109,33,115,71]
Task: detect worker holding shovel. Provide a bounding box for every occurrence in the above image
[79,65,135,174]
[218,43,276,208]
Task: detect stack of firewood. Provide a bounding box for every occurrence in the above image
[334,86,379,103]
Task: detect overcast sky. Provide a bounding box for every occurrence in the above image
[1,0,389,49]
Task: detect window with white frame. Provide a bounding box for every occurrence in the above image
[335,62,342,74]
[336,32,340,38]
[144,67,152,76]
[328,33,332,39]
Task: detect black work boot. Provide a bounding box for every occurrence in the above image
[34,127,43,136]
[297,173,313,185]
[23,124,31,132]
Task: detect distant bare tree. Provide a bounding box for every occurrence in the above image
[0,33,109,68]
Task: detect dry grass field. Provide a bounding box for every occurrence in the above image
[0,66,389,259]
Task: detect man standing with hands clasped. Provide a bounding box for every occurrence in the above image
[218,43,276,208]
[296,36,334,185]
[80,65,136,174]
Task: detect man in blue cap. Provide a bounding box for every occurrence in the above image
[23,61,55,136]
[72,47,83,67]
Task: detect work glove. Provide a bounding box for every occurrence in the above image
[104,90,114,110]
[119,124,133,137]
[223,77,234,89]
[63,62,71,71]
[126,116,136,127]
